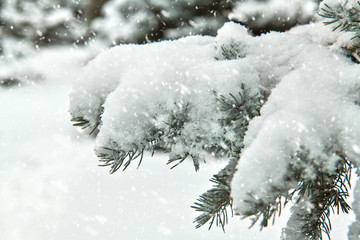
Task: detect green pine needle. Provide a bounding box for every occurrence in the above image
[192,158,237,231]
[97,147,145,173]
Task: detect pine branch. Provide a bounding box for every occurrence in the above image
[71,116,99,134]
[319,1,360,61]
[214,83,264,155]
[96,102,202,173]
[242,194,291,230]
[215,42,246,60]
[297,158,351,239]
[192,157,238,231]
[319,2,360,33]
[288,148,352,240]
[96,129,164,173]
[71,117,91,129]
[167,153,189,169]
[167,153,202,171]
[193,84,265,231]
[0,78,21,87]
[237,147,352,239]
[97,146,145,173]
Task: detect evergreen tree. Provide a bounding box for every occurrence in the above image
[91,0,234,44]
[70,0,360,239]
[229,0,321,35]
[0,0,88,86]
[318,0,360,62]
[91,0,321,45]
[0,0,87,46]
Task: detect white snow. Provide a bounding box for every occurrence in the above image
[229,0,318,28]
[3,2,359,235]
[69,36,215,131]
[349,178,360,240]
[290,22,357,53]
[0,45,300,240]
[69,19,360,238]
[91,0,159,43]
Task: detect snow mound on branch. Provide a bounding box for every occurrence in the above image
[209,21,360,217]
[231,52,360,214]
[289,22,356,51]
[69,36,214,129]
[94,31,260,159]
[70,21,360,233]
[71,20,360,168]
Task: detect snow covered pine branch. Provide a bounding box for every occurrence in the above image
[70,0,360,239]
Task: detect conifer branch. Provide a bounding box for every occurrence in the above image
[192,157,238,231]
[237,147,352,239]
[97,146,145,173]
[319,2,360,33]
[292,151,352,240]
[281,148,353,240]
[319,1,360,61]
[71,117,91,129]
[193,83,265,231]
[215,42,246,60]
[215,83,265,154]
[71,116,100,135]
[242,194,291,230]
[167,153,202,171]
[96,102,203,173]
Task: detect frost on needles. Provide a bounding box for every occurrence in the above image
[70,1,360,239]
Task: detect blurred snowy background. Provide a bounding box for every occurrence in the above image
[0,0,355,239]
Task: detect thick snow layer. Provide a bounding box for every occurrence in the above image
[227,27,360,214]
[69,36,215,130]
[94,35,249,156]
[0,45,309,240]
[69,20,360,238]
[289,22,357,52]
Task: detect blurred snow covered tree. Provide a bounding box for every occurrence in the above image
[91,0,321,45]
[0,0,88,45]
[91,0,234,44]
[0,0,89,86]
[229,0,321,35]
[70,0,360,239]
